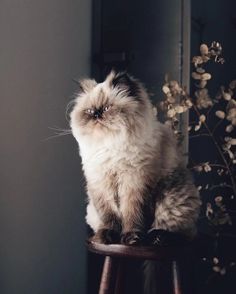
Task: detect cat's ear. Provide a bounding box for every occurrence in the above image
[73,78,97,93]
[107,71,140,97]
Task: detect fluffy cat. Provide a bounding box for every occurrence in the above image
[70,71,201,245]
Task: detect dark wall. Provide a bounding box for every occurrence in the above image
[191,0,236,88]
[0,1,91,293]
[92,0,190,159]
[93,0,187,102]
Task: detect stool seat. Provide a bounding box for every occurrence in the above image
[88,241,191,260]
[87,241,192,294]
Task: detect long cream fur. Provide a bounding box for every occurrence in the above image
[70,71,201,244]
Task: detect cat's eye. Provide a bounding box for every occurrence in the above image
[85,109,95,115]
[103,105,110,112]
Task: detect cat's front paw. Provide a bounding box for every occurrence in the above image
[147,229,188,246]
[90,228,120,244]
[121,231,145,246]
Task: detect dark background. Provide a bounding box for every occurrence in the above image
[89,0,236,293]
[1,0,236,294]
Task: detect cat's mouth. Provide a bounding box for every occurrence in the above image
[93,118,107,128]
[94,119,103,124]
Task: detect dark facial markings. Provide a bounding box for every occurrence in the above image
[112,72,141,99]
[84,105,111,120]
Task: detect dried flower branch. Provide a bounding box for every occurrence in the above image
[159,42,236,274]
[159,41,235,196]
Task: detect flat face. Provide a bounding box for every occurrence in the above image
[70,72,148,139]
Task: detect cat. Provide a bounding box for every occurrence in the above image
[70,71,201,245]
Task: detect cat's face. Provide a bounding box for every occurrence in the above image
[70,71,149,139]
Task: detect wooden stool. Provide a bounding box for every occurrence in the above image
[88,241,192,294]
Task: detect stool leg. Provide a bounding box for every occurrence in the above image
[114,260,124,294]
[172,260,182,294]
[99,256,117,294]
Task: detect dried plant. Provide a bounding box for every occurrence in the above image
[158,41,236,276]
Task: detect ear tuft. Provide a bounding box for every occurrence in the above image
[73,78,97,93]
[110,72,141,97]
[112,72,130,88]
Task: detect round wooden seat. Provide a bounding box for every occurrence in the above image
[87,241,192,294]
[88,241,191,260]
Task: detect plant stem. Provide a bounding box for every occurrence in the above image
[190,163,227,170]
[208,164,227,169]
[190,133,211,139]
[209,184,234,191]
[192,104,236,196]
[212,119,223,134]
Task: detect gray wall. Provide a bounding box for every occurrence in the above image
[0,1,91,293]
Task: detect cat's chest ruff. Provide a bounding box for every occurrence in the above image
[81,138,144,173]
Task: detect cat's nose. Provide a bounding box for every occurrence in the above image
[94,110,103,119]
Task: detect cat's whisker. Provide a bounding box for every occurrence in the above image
[43,132,72,141]
[48,126,72,133]
[43,126,72,141]
[65,99,76,122]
